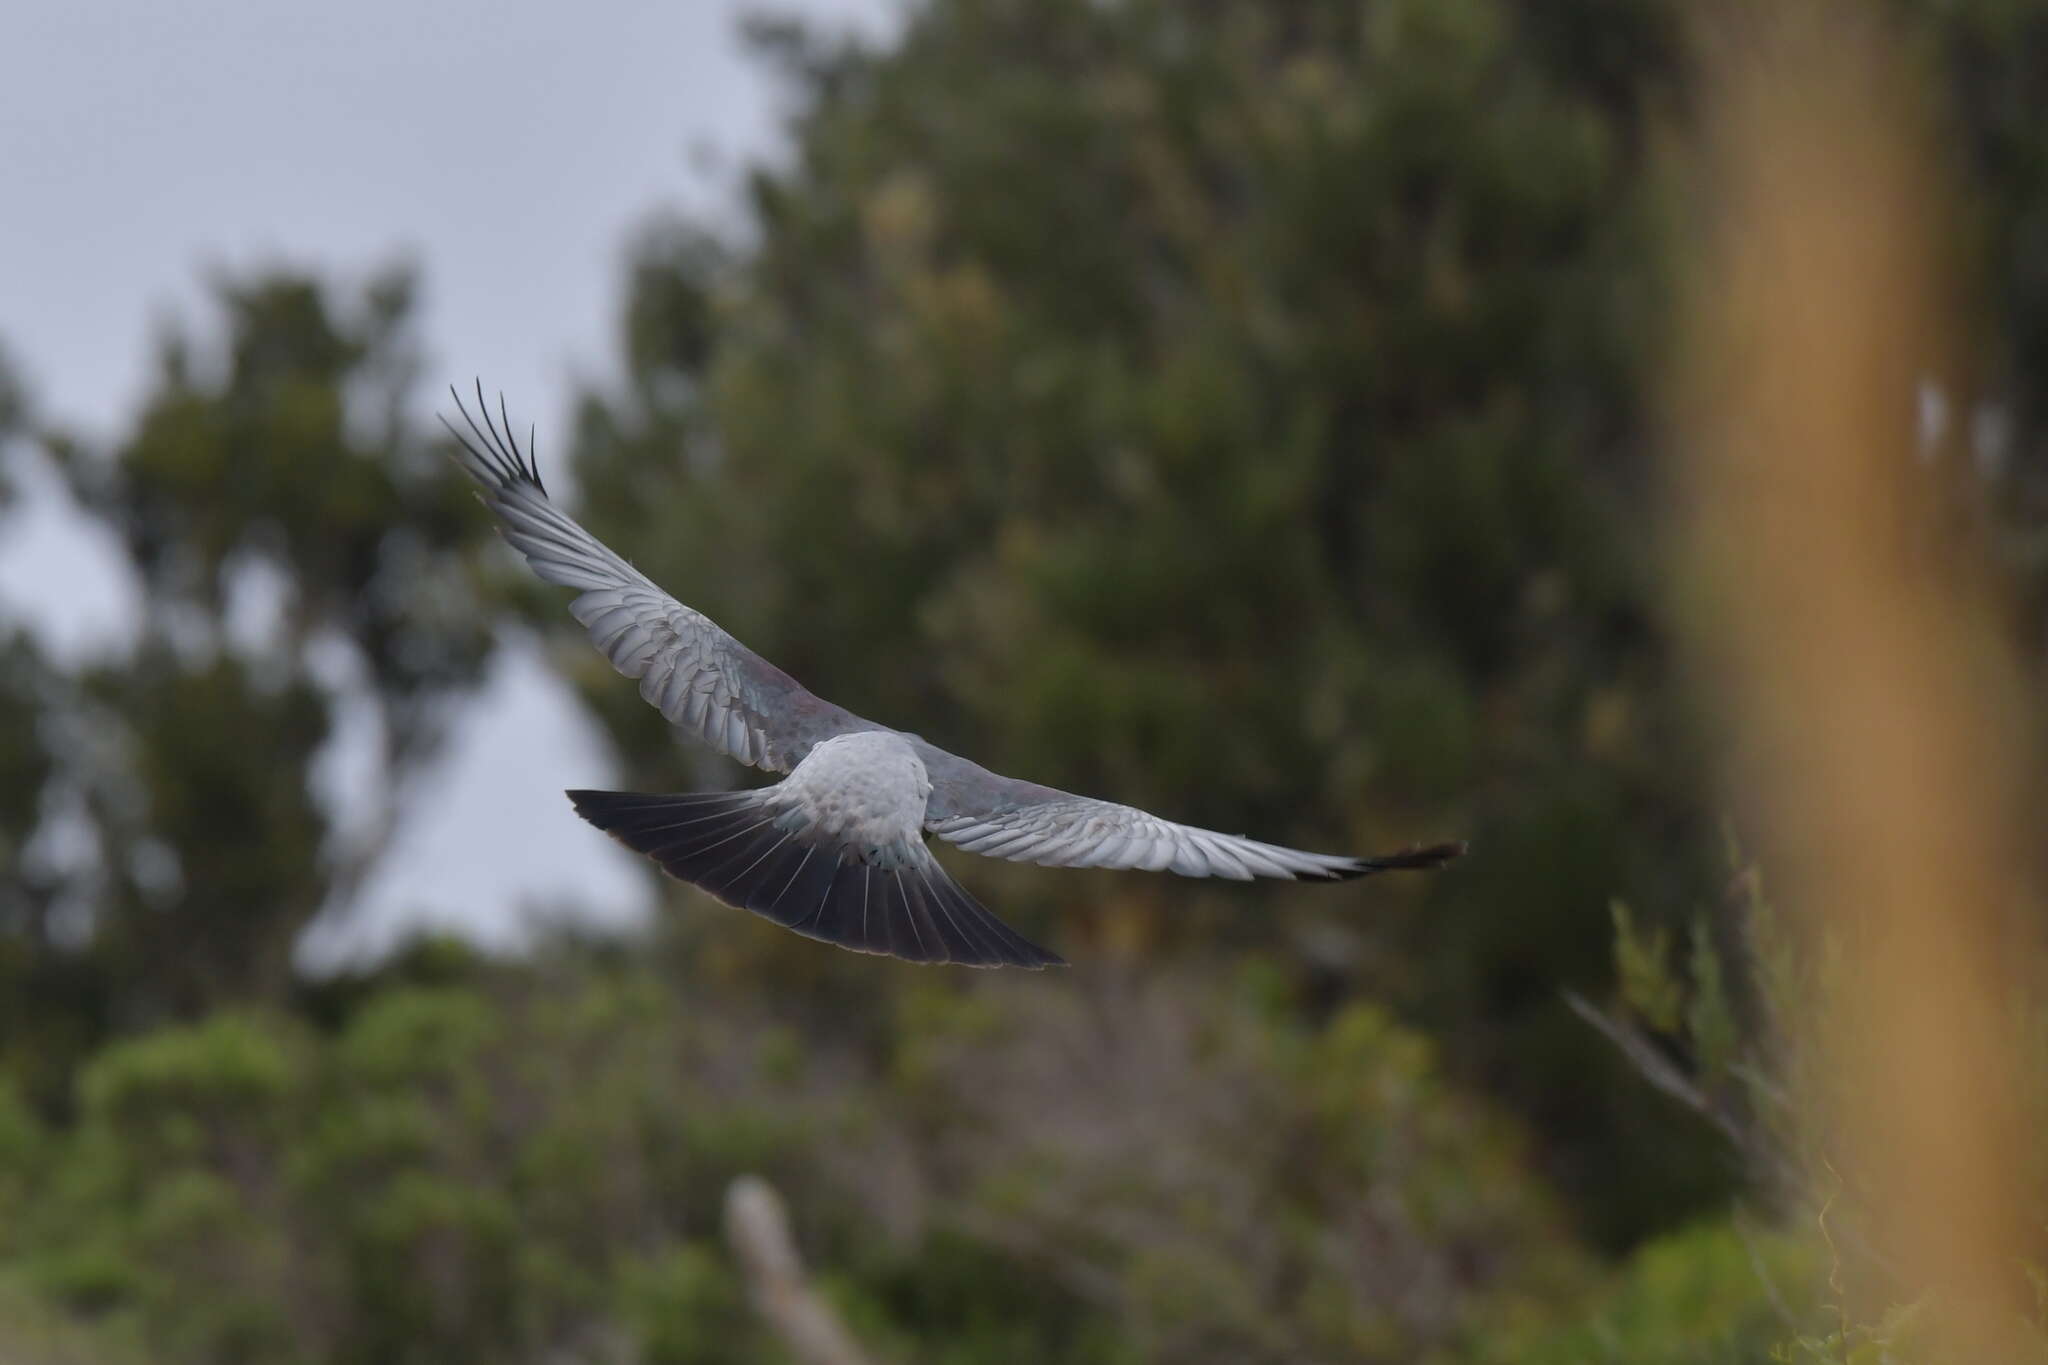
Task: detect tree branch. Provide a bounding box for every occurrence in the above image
[724,1175,879,1365]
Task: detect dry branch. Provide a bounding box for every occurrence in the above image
[724,1175,879,1365]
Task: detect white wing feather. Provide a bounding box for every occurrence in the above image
[443,386,870,773]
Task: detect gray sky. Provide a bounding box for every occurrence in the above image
[0,0,897,963]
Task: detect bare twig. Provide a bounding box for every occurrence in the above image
[1563,990,1750,1151]
[1568,994,1906,1286]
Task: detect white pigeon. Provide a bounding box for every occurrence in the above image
[445,385,1464,968]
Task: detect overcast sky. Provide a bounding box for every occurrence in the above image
[0,0,899,964]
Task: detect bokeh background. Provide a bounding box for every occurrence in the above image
[2,2,2047,1362]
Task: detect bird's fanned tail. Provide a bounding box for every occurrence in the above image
[566,788,1064,969]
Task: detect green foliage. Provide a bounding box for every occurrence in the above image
[1686,917,1740,1088]
[1586,837,2048,1364]
[867,975,1586,1362]
[566,0,1720,1245]
[615,1243,763,1365]
[78,1011,303,1138]
[0,267,498,1079]
[1613,900,1684,1033]
[0,1274,147,1365]
[6,0,2048,1359]
[0,342,24,509]
[1474,1219,1821,1365]
[1769,1302,2048,1365]
[0,958,1573,1365]
[0,630,59,937]
[0,1079,47,1255]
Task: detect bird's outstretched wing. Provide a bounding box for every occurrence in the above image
[916,744,1464,881]
[443,384,873,772]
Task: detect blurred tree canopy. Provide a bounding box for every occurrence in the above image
[0,955,1596,1365]
[572,0,1708,1242]
[6,0,2048,1361]
[563,0,2048,1248]
[0,269,493,1099]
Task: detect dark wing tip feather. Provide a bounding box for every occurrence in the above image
[441,380,547,495]
[1316,839,1469,881]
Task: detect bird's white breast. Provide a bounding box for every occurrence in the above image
[776,731,931,850]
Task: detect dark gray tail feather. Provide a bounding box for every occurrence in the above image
[567,789,1064,969]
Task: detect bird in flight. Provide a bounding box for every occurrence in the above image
[444,385,1464,969]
